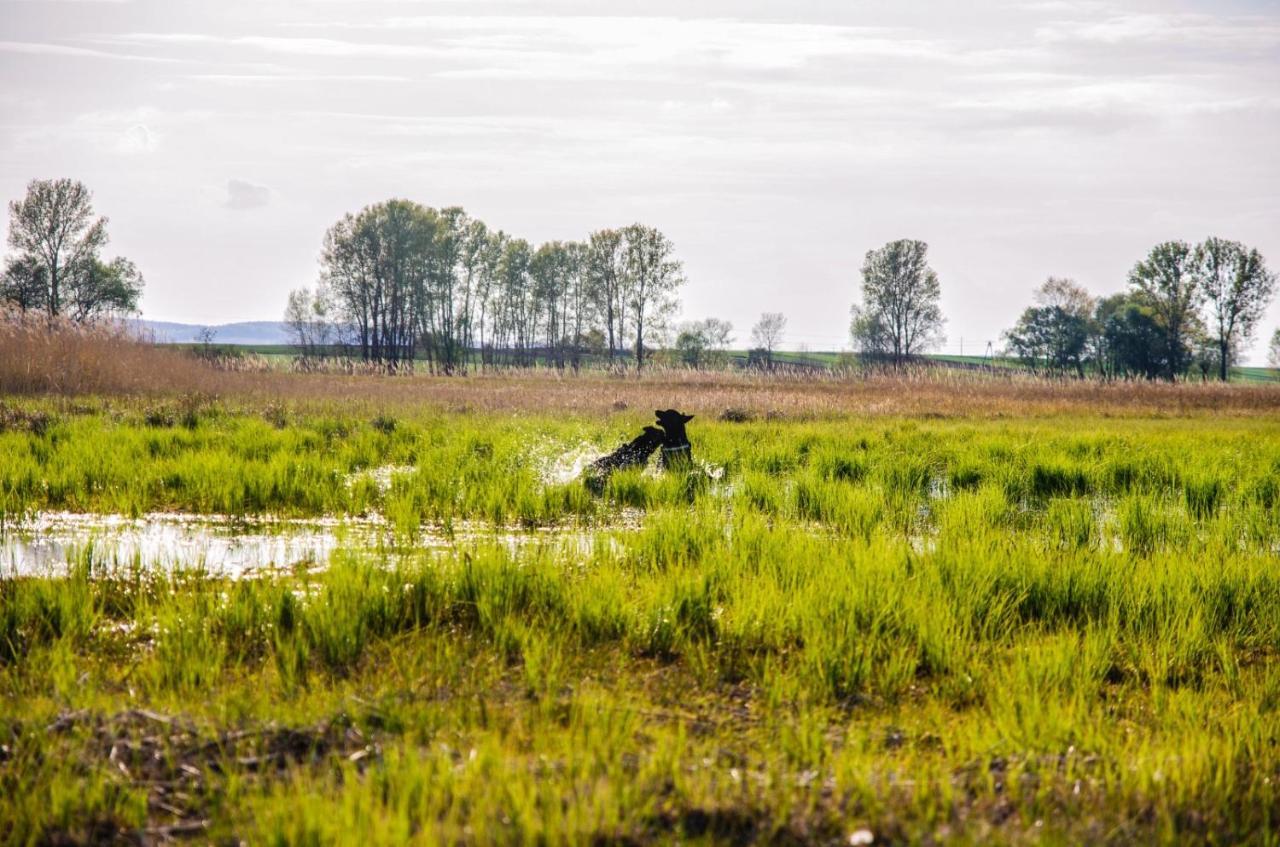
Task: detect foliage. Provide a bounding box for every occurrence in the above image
[850,239,945,367]
[313,202,683,373]
[1003,279,1096,376]
[674,318,734,368]
[1002,240,1275,382]
[1127,241,1203,380]
[1194,237,1277,381]
[3,178,143,321]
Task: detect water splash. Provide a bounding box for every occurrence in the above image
[536,440,607,486]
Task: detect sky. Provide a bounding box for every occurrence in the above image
[2,0,1279,359]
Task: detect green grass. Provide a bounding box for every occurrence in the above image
[3,400,1280,844]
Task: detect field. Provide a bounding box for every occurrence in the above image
[3,339,1280,845]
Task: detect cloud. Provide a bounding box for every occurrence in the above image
[0,40,182,63]
[116,123,158,153]
[225,178,271,210]
[1035,13,1280,51]
[187,72,410,84]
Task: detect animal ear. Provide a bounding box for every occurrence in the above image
[682,413,695,423]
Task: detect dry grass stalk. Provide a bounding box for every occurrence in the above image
[3,314,1278,417]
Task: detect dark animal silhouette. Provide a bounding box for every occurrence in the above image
[655,409,695,469]
[584,426,666,493]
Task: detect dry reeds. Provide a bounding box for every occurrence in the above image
[3,313,1278,417]
[0,312,223,396]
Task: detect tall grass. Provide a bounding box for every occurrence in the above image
[3,402,1280,843]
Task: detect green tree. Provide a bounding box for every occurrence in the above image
[1,255,47,312]
[675,326,708,367]
[675,318,733,369]
[621,224,684,371]
[321,199,437,366]
[1095,293,1166,380]
[1193,237,1276,381]
[1128,241,1201,380]
[585,228,627,363]
[852,239,944,367]
[1002,278,1095,377]
[5,178,142,320]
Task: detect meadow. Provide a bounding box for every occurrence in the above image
[3,334,1280,844]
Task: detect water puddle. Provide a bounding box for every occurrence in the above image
[0,512,622,578]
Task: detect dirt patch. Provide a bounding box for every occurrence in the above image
[30,709,379,845]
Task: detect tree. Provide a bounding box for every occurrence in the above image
[1,255,48,312]
[5,178,142,320]
[1095,293,1167,380]
[852,239,944,367]
[849,305,891,360]
[1268,328,1280,369]
[1002,278,1095,377]
[1193,237,1276,381]
[63,257,143,322]
[1128,241,1201,380]
[315,201,688,373]
[673,318,734,368]
[675,325,708,367]
[585,229,627,364]
[320,199,437,367]
[284,285,336,358]
[750,312,787,368]
[699,318,734,353]
[621,224,684,370]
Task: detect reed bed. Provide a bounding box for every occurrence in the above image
[3,316,1280,417]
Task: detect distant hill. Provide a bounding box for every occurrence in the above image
[134,320,291,345]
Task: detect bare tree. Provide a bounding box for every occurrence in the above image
[700,317,734,353]
[852,239,944,367]
[1194,237,1276,381]
[284,286,336,358]
[750,312,787,368]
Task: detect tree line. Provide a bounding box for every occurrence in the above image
[287,200,685,372]
[4,179,1278,380]
[1002,239,1276,381]
[844,237,1276,381]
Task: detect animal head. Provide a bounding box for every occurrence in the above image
[654,409,694,445]
[655,409,694,428]
[635,426,666,447]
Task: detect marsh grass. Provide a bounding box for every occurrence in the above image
[2,400,1280,843]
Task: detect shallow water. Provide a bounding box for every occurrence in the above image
[0,512,618,578]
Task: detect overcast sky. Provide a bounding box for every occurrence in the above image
[2,0,1279,359]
